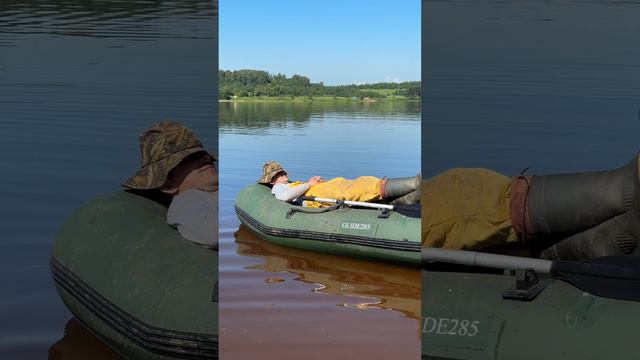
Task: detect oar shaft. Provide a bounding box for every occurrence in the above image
[423,247,552,274]
[300,196,394,210]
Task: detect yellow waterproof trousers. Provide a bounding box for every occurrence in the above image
[302,176,382,208]
[422,168,518,250]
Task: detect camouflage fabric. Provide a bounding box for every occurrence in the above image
[258,161,286,184]
[122,120,212,190]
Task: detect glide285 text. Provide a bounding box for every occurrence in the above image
[341,222,372,230]
[422,317,480,337]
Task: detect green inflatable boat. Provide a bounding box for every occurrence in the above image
[422,248,640,359]
[50,191,218,360]
[235,184,420,265]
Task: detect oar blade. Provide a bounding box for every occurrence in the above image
[552,256,640,302]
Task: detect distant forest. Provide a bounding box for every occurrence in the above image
[219,70,420,100]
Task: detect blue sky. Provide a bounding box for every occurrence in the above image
[220,0,420,85]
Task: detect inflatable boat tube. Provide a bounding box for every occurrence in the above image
[235,184,420,266]
[50,191,218,360]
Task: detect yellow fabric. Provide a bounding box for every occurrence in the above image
[298,176,382,208]
[421,168,518,250]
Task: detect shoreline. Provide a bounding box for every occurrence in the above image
[218,96,419,103]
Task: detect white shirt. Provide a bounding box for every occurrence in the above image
[167,189,218,249]
[271,182,309,202]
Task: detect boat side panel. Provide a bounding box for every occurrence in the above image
[54,282,190,360]
[241,216,417,265]
[422,270,640,359]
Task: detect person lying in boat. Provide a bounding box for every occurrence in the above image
[423,153,640,261]
[258,161,420,208]
[122,121,218,249]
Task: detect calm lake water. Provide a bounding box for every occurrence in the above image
[423,0,640,176]
[219,101,421,359]
[0,1,216,358]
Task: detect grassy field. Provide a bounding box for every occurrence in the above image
[358,88,398,96]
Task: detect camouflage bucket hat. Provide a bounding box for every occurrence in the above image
[258,161,286,184]
[122,120,210,190]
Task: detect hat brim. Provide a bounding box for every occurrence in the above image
[122,147,211,190]
[258,169,286,184]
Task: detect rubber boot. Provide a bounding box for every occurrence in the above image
[382,174,420,200]
[540,206,640,260]
[524,154,638,238]
[390,190,420,205]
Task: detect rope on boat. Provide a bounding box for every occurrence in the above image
[286,203,342,218]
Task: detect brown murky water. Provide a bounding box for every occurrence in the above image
[48,319,121,360]
[221,227,420,360]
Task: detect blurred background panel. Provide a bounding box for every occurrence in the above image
[0,1,217,358]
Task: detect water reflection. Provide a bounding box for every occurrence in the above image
[220,101,420,133]
[48,318,122,360]
[235,226,420,320]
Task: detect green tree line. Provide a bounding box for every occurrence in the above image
[219,69,420,100]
